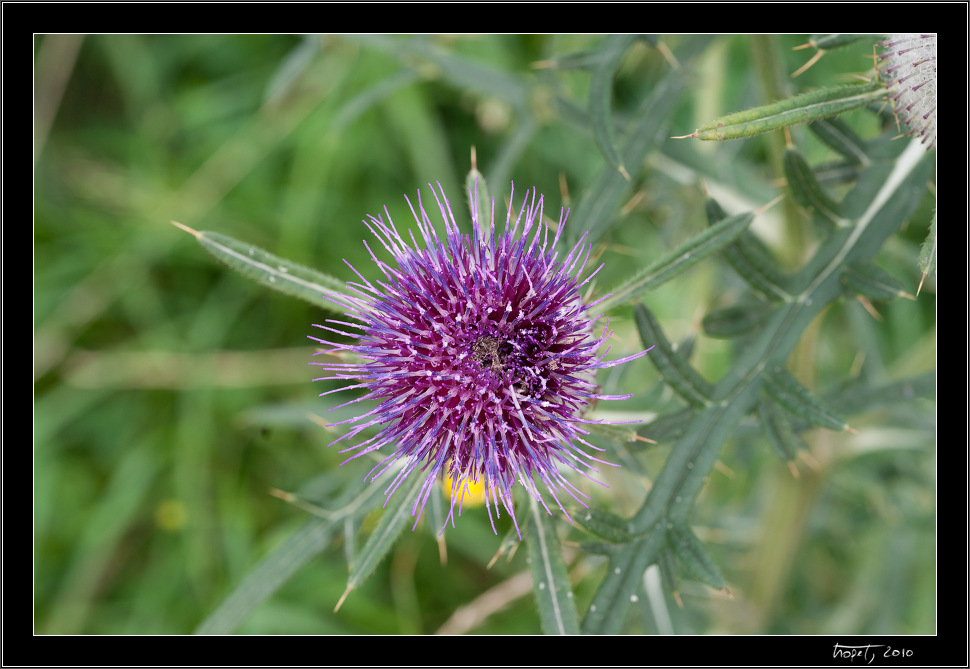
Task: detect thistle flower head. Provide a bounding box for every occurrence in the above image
[878,34,937,150]
[310,182,647,537]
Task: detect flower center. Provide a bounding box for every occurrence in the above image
[466,326,560,401]
[472,335,512,372]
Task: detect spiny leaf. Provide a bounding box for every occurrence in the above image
[635,303,713,408]
[809,118,871,166]
[640,407,694,444]
[757,396,805,462]
[667,524,725,590]
[600,210,755,311]
[527,497,580,635]
[918,210,936,292]
[785,148,845,228]
[569,35,713,246]
[573,507,635,544]
[726,233,794,301]
[702,302,774,339]
[174,222,346,310]
[194,478,387,634]
[764,367,849,432]
[586,422,653,447]
[842,262,910,301]
[685,80,886,141]
[339,472,429,610]
[791,35,883,77]
[804,34,884,51]
[705,198,792,302]
[586,132,935,635]
[590,34,635,180]
[839,164,893,219]
[656,546,680,595]
[581,531,665,634]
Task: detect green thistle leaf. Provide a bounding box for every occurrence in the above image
[176,224,346,310]
[809,118,871,166]
[688,80,886,141]
[635,303,712,408]
[601,210,755,311]
[706,197,792,302]
[702,302,773,339]
[573,507,635,544]
[590,34,636,179]
[757,396,805,462]
[341,472,428,607]
[785,148,845,228]
[527,498,580,635]
[765,367,849,433]
[842,262,910,301]
[918,210,937,285]
[668,524,725,590]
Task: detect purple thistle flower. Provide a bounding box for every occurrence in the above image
[309,182,648,537]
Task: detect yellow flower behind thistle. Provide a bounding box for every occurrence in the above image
[442,467,488,508]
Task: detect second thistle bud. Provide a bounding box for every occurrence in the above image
[879,34,937,150]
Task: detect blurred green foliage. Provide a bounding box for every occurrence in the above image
[34,34,935,635]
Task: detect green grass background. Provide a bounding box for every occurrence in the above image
[34,34,935,635]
